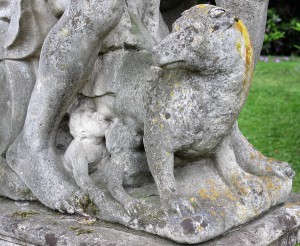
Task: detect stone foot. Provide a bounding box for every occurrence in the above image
[6,133,88,214]
[0,156,35,201]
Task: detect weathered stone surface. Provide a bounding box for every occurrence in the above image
[0,194,300,246]
[0,197,176,246]
[0,0,295,244]
[203,193,300,246]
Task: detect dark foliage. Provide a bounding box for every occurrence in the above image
[196,0,300,56]
[263,0,300,56]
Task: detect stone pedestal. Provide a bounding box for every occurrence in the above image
[0,194,300,246]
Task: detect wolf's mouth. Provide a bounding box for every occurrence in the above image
[160,60,186,70]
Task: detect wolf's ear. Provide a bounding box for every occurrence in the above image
[208,8,226,18]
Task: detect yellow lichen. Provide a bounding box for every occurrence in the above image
[224,190,239,201]
[174,25,180,31]
[236,41,242,56]
[205,179,215,186]
[174,82,181,88]
[234,19,254,87]
[197,226,204,231]
[267,158,276,163]
[211,187,220,198]
[196,4,207,9]
[285,202,300,208]
[199,188,219,201]
[61,64,67,70]
[209,210,217,216]
[61,27,69,36]
[190,197,198,208]
[261,177,282,191]
[152,117,158,124]
[266,166,273,172]
[258,152,264,160]
[231,174,249,195]
[78,217,96,226]
[266,181,275,190]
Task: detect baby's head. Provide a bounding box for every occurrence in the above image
[69,97,109,139]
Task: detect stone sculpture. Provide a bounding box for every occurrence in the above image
[63,97,111,202]
[0,0,295,244]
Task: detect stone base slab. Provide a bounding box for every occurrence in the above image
[1,194,300,246]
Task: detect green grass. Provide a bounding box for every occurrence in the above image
[238,57,300,191]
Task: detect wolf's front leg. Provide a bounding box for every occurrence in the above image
[105,121,143,214]
[144,122,194,216]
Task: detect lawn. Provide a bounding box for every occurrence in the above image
[238,57,300,191]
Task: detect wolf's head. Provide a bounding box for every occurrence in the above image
[153,4,253,75]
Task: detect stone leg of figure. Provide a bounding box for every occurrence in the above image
[230,123,295,179]
[143,121,194,216]
[215,135,269,212]
[0,60,37,200]
[7,0,125,213]
[105,120,144,214]
[0,157,35,201]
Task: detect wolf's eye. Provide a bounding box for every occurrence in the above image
[209,8,226,18]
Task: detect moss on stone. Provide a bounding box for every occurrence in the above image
[69,226,94,236]
[13,210,40,218]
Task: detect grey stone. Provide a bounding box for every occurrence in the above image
[204,193,300,246]
[0,60,37,155]
[0,0,295,244]
[0,194,300,245]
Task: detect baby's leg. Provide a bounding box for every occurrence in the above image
[7,0,124,212]
[70,151,105,201]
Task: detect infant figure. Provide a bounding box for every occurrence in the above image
[63,97,110,200]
